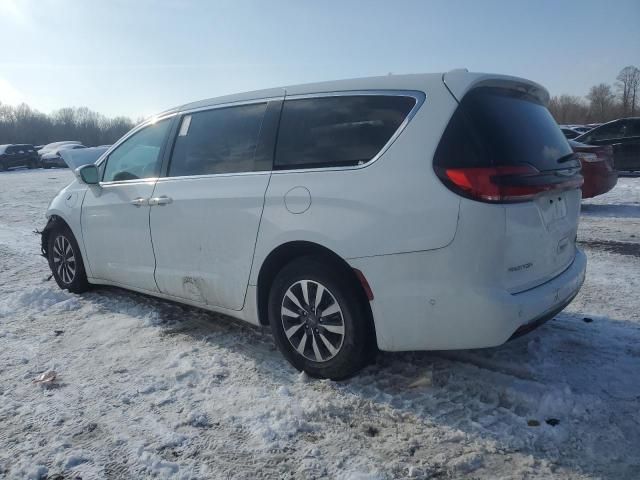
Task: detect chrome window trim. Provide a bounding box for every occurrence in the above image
[99,178,160,187]
[178,96,282,116]
[154,171,271,183]
[272,89,426,174]
[96,90,425,183]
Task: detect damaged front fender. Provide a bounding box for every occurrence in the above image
[38,216,60,258]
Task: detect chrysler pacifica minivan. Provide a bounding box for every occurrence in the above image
[42,71,586,379]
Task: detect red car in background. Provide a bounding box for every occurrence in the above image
[569,140,617,198]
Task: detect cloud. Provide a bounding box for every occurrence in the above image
[0,0,31,29]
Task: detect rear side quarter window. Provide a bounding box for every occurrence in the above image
[274,94,417,170]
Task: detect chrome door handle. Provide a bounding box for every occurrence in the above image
[130,197,148,207]
[149,196,173,206]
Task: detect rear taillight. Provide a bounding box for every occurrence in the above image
[437,164,583,203]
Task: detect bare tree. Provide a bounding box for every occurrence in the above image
[616,66,640,116]
[0,102,134,146]
[587,83,616,121]
[548,95,588,124]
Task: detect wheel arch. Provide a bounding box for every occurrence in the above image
[256,241,376,338]
[40,214,81,261]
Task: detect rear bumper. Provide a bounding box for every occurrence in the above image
[349,248,586,352]
[508,286,579,340]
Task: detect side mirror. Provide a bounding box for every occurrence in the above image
[77,164,99,185]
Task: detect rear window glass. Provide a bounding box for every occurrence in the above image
[274,95,416,170]
[435,87,573,171]
[169,102,267,176]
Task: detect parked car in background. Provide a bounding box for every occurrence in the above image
[569,139,617,198]
[575,118,640,172]
[41,71,586,379]
[41,144,86,168]
[560,126,581,139]
[38,141,82,158]
[0,144,39,170]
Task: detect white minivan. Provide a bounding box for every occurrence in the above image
[42,71,586,379]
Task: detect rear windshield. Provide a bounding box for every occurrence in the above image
[435,87,573,171]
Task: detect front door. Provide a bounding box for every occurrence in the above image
[81,118,173,291]
[150,100,281,310]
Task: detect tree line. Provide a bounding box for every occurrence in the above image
[0,103,137,147]
[1,65,639,146]
[548,65,640,125]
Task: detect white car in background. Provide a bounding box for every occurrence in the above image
[38,141,81,156]
[41,144,86,168]
[41,71,586,379]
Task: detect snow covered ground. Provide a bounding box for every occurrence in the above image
[0,169,638,479]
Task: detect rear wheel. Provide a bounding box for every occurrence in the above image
[0,162,6,171]
[27,160,37,169]
[47,225,90,293]
[268,256,373,380]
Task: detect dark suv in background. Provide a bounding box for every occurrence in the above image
[0,144,39,170]
[575,118,640,172]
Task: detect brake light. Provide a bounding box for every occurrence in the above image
[439,165,583,203]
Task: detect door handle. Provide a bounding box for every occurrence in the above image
[149,196,173,206]
[130,197,148,207]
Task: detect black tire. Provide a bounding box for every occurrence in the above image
[27,160,37,169]
[47,224,90,293]
[268,256,374,380]
[0,162,6,171]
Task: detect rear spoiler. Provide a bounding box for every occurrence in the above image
[442,70,550,106]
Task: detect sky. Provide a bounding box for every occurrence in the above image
[1,0,638,119]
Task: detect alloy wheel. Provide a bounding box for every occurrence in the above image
[52,235,76,285]
[281,280,345,362]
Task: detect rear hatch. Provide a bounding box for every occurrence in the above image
[435,76,583,292]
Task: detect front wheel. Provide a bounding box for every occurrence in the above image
[268,256,374,380]
[47,225,90,293]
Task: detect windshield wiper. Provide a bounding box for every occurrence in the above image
[557,153,577,164]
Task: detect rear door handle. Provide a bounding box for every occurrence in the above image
[149,196,173,206]
[130,197,148,207]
